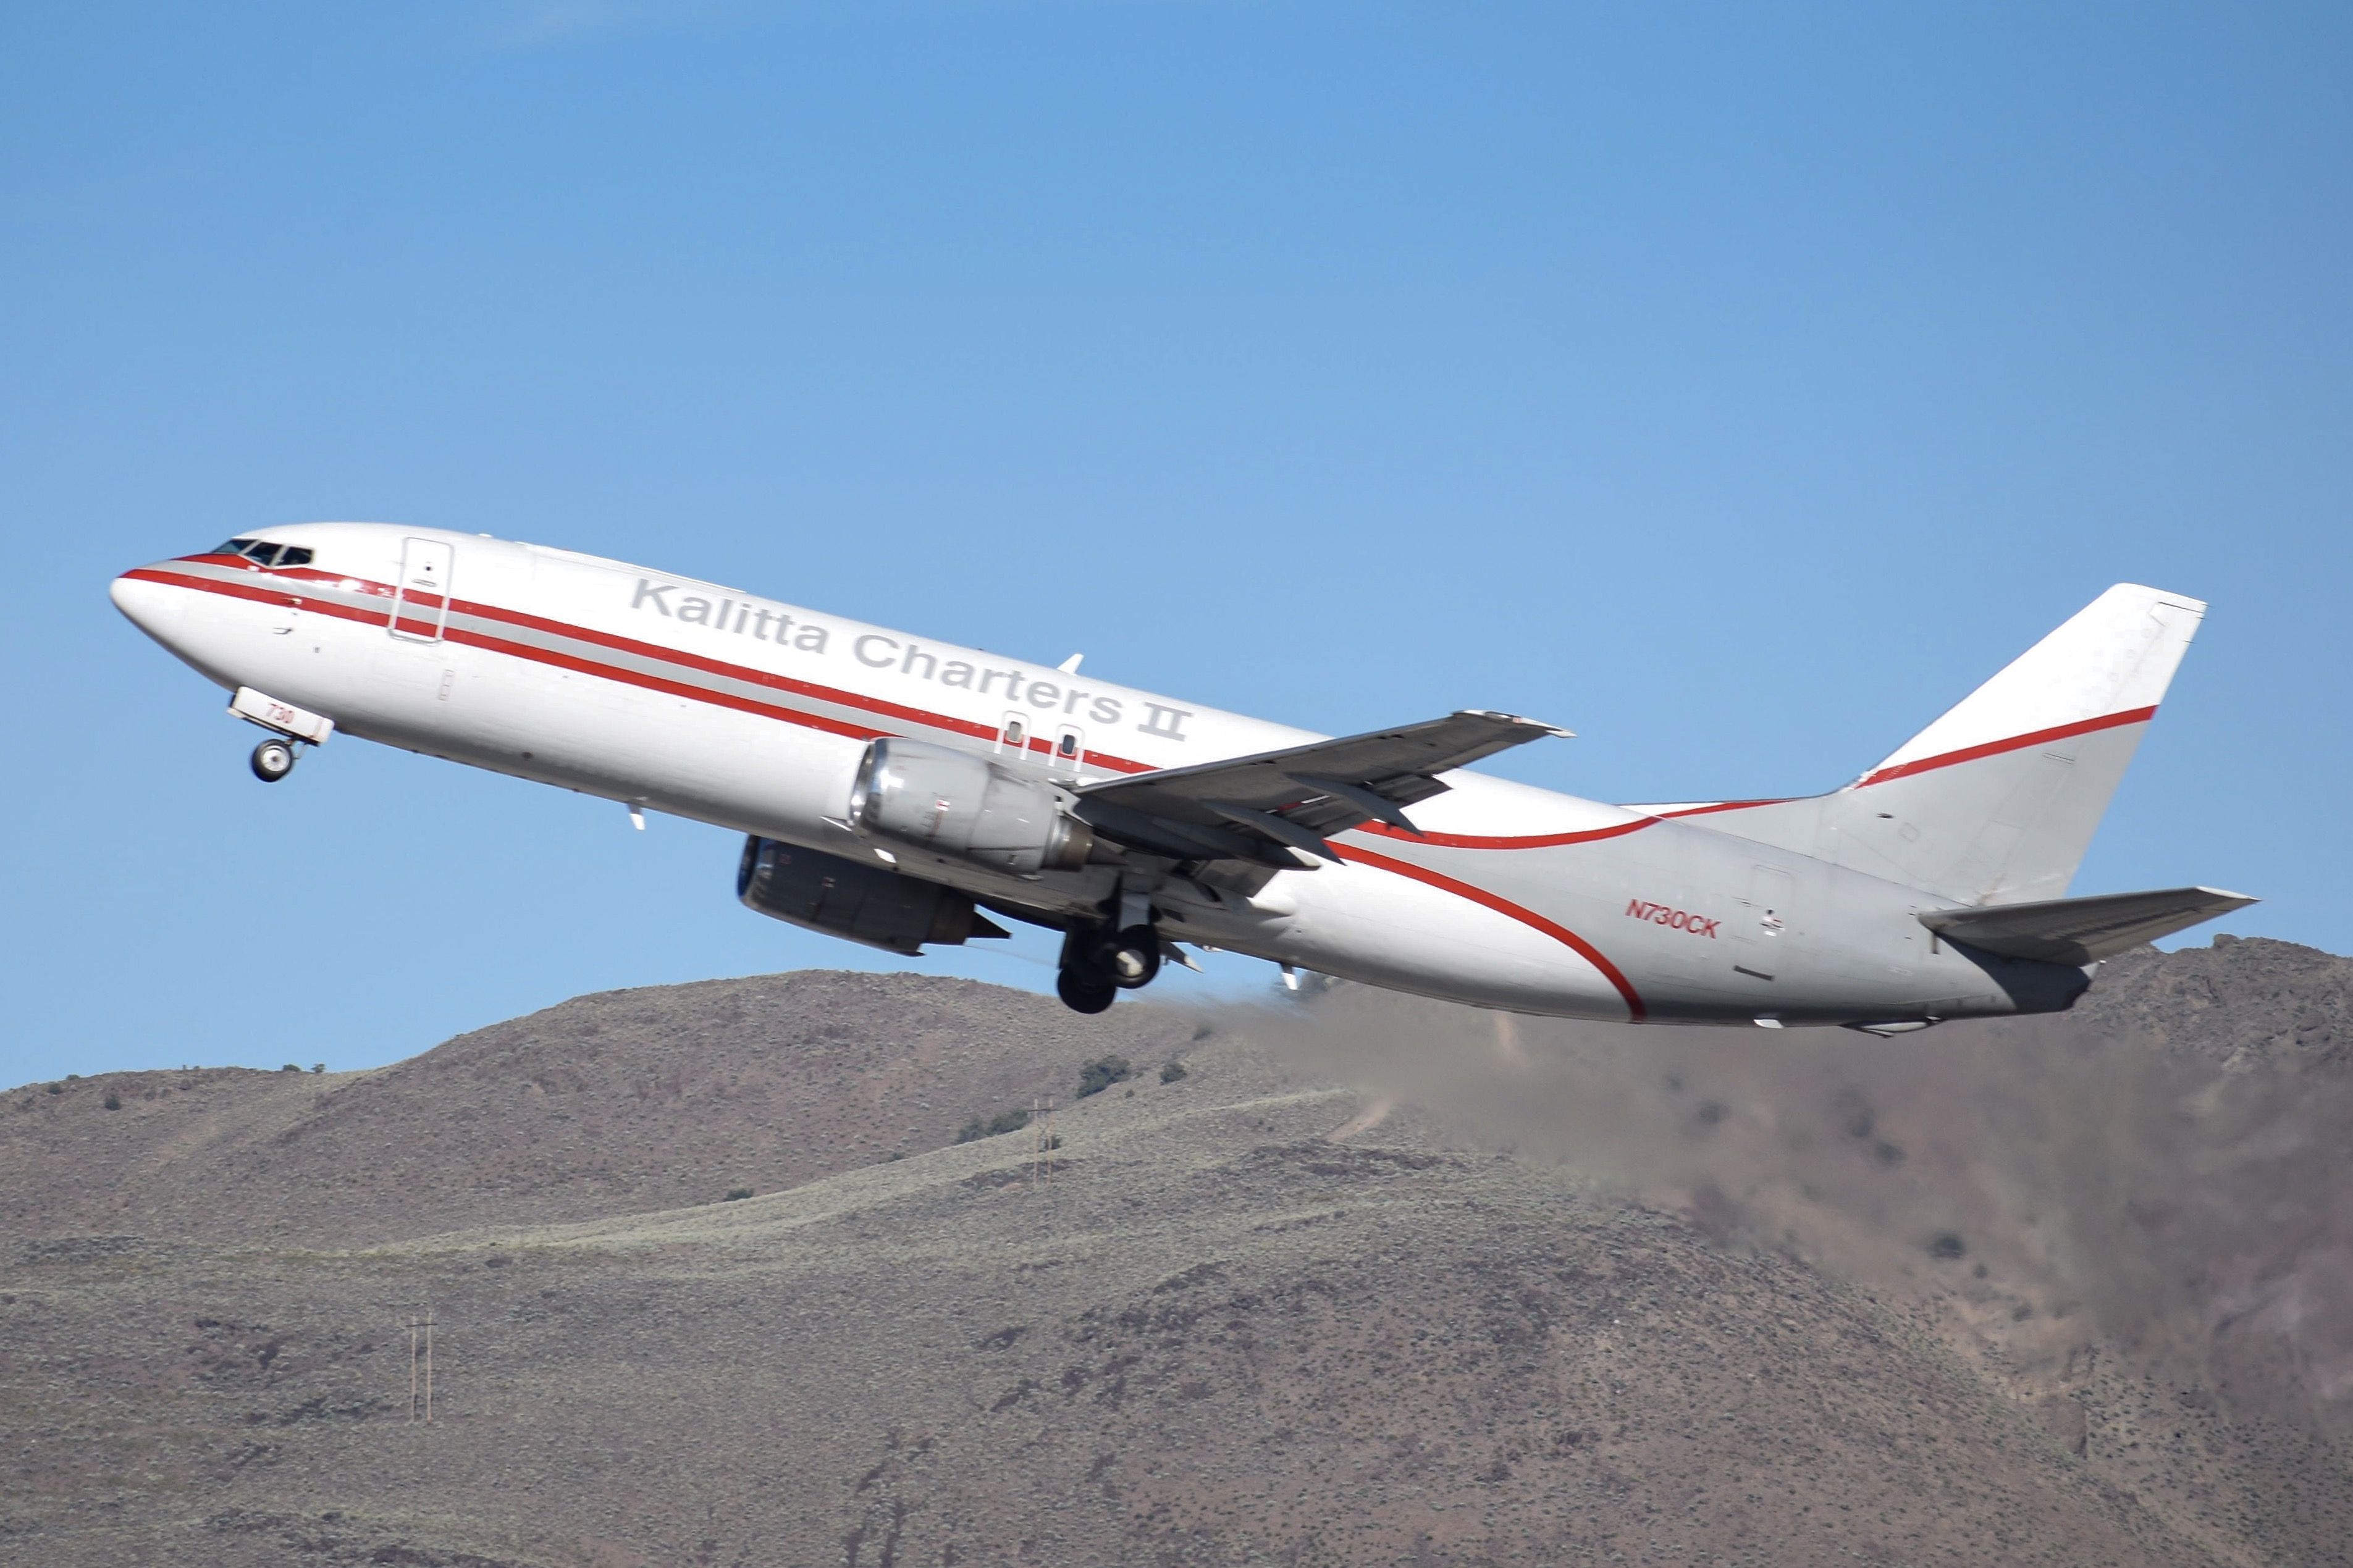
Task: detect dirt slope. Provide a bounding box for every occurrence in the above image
[0,1062,2239,1568]
[4,941,2349,1566]
[0,972,1199,1247]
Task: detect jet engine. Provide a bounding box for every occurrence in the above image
[736,836,1006,955]
[846,737,1094,874]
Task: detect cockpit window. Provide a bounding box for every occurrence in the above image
[208,539,312,568]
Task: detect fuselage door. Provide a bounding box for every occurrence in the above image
[1730,865,1795,983]
[390,539,455,642]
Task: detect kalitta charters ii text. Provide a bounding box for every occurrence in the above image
[628,576,1195,742]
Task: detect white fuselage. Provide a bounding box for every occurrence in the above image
[111,522,2093,1027]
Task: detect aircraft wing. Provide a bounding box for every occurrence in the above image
[1072,709,1570,866]
[1918,886,2257,965]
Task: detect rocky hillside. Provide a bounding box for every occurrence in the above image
[2070,935,2352,1070]
[3,939,2349,1567]
[0,972,1199,1247]
[0,1057,2274,1568]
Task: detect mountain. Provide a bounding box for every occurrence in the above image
[2068,934,2352,1070]
[0,972,1198,1248]
[4,940,2349,1567]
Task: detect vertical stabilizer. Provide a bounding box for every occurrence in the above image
[1659,585,2205,907]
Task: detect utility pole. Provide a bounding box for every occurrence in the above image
[1030,1095,1056,1186]
[409,1309,436,1424]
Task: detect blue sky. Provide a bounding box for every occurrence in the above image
[5,3,2348,1086]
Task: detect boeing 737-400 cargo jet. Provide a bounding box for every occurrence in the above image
[112,526,2252,1027]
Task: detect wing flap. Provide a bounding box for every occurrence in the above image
[1919,886,2257,965]
[1075,709,1568,862]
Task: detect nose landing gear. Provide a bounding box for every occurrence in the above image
[250,737,298,782]
[1055,923,1165,1013]
[229,687,333,784]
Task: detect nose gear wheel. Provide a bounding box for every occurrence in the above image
[250,738,297,782]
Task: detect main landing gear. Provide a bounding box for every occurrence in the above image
[1055,923,1163,1014]
[250,737,298,782]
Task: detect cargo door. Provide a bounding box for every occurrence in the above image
[1730,865,1795,983]
[390,539,455,642]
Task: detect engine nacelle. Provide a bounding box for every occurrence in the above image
[847,737,1093,874]
[736,836,998,955]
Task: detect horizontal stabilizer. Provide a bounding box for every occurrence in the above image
[1919,886,2256,965]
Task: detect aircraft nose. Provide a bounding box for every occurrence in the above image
[110,568,183,641]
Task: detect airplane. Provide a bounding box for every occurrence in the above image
[111,524,2252,1028]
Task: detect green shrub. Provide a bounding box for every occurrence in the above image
[955,1108,1033,1144]
[279,1063,301,1073]
[723,1186,754,1202]
[1159,1060,1188,1084]
[103,1092,122,1110]
[1077,1055,1134,1098]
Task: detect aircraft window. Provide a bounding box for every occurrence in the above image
[1057,730,1080,759]
[1003,718,1026,749]
[208,538,309,567]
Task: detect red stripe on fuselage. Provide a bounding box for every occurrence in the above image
[1602,709,2160,833]
[127,559,1644,1012]
[1332,843,1647,1021]
[450,623,889,741]
[1326,710,2157,848]
[453,592,1160,773]
[137,563,1664,1007]
[1349,703,2153,849]
[1353,816,1660,850]
[128,562,1158,773]
[1654,797,1793,820]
